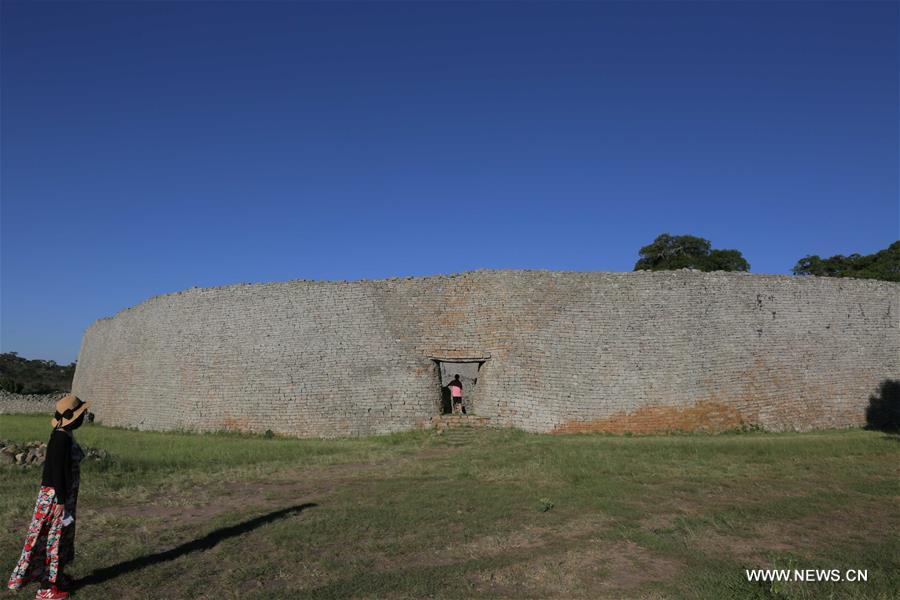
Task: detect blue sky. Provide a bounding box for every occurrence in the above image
[2,1,898,364]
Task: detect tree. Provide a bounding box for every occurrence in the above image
[634,234,750,272]
[0,352,76,394]
[792,241,900,282]
[708,249,750,272]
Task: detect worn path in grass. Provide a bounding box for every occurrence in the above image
[1,415,898,599]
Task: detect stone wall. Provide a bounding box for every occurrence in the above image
[0,391,66,415]
[71,270,900,437]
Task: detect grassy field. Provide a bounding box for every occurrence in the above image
[1,415,897,599]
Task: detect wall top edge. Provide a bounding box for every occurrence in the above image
[85,268,900,329]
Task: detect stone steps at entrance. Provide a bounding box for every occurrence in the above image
[427,415,492,432]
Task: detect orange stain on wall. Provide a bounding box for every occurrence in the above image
[552,401,746,434]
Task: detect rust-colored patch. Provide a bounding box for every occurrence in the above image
[552,401,746,434]
[221,415,251,432]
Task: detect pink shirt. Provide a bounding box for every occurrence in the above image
[449,382,462,397]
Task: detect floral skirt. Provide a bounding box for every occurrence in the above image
[60,484,78,567]
[6,487,65,591]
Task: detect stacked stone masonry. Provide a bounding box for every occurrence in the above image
[71,270,899,437]
[0,391,67,415]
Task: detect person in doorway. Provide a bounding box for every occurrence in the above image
[8,394,90,599]
[449,374,465,414]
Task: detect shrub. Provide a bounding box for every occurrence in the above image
[865,379,900,432]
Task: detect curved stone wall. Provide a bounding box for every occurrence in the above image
[71,270,899,437]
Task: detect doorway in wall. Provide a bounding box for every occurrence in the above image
[431,358,486,415]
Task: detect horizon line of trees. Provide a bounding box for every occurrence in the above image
[791,241,900,281]
[0,352,75,394]
[634,233,899,282]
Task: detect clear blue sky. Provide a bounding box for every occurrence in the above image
[2,1,898,364]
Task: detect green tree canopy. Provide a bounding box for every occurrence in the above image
[0,352,75,394]
[792,241,900,282]
[634,234,750,272]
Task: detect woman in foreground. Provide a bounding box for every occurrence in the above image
[7,394,90,600]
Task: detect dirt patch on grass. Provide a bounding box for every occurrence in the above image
[639,513,678,532]
[636,495,724,533]
[351,512,670,597]
[345,512,617,587]
[692,504,897,565]
[761,506,897,559]
[469,539,682,597]
[100,479,334,523]
[100,460,382,524]
[448,528,547,562]
[414,444,466,460]
[694,528,796,564]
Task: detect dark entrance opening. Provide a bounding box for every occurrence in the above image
[430,357,487,416]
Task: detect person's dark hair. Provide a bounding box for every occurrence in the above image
[64,411,85,431]
[454,374,460,379]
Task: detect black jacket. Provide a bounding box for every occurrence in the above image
[41,429,73,504]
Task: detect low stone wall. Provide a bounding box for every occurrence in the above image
[0,391,66,415]
[0,438,109,466]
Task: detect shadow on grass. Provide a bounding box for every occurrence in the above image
[71,502,317,591]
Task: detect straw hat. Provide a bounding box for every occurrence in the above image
[51,394,91,429]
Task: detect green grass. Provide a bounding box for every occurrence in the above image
[1,414,898,599]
